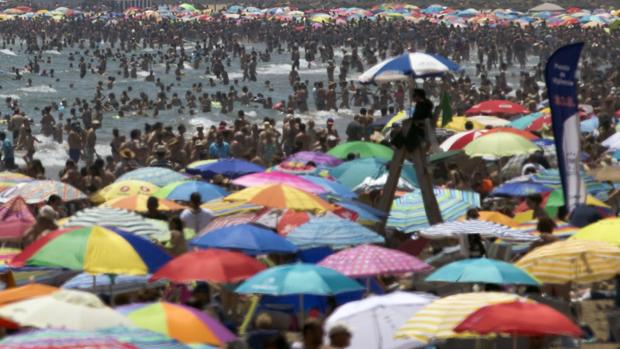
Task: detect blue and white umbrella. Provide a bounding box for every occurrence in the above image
[287,215,384,250]
[359,52,461,83]
[419,220,538,242]
[491,181,555,197]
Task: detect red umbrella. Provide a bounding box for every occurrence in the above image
[150,249,266,284]
[526,114,552,132]
[454,301,583,337]
[465,100,529,117]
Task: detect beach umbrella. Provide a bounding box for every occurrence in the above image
[62,207,164,240]
[439,116,484,132]
[270,161,320,175]
[225,184,335,212]
[439,130,481,151]
[232,171,326,194]
[387,188,480,233]
[0,284,58,306]
[327,141,393,161]
[530,169,614,196]
[395,292,526,343]
[511,112,546,130]
[0,196,35,241]
[0,329,137,349]
[319,244,431,278]
[286,151,343,166]
[0,171,32,188]
[543,189,609,218]
[475,211,520,227]
[102,194,186,213]
[287,216,384,249]
[199,212,260,234]
[118,167,187,187]
[0,180,86,204]
[358,52,460,83]
[201,198,262,216]
[91,180,160,204]
[236,263,363,296]
[467,115,512,128]
[570,218,620,245]
[325,292,437,349]
[186,159,264,179]
[98,327,200,349]
[300,175,357,199]
[330,158,417,190]
[354,172,416,193]
[465,100,529,116]
[153,180,227,202]
[516,239,620,284]
[0,289,131,330]
[117,302,236,346]
[151,249,266,283]
[418,220,535,241]
[455,301,582,337]
[190,223,298,255]
[491,181,554,197]
[62,273,158,295]
[590,166,620,182]
[464,133,539,158]
[426,258,539,285]
[10,225,171,275]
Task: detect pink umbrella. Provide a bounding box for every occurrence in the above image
[232,171,327,194]
[319,244,432,278]
[0,196,35,241]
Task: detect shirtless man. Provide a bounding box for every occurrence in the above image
[67,124,82,164]
[83,120,99,166]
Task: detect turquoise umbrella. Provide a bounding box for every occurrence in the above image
[118,167,188,187]
[330,158,417,190]
[236,263,363,296]
[510,112,543,130]
[387,188,480,233]
[425,258,539,286]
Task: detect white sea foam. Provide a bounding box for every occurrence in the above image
[19,85,58,93]
[44,50,62,55]
[0,49,17,56]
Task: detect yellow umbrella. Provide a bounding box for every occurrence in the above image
[437,116,484,132]
[90,180,160,204]
[382,110,407,131]
[570,218,620,245]
[225,184,335,212]
[589,166,620,182]
[516,239,620,284]
[201,198,262,216]
[101,194,185,213]
[395,292,526,343]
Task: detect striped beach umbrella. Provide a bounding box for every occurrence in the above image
[0,180,86,204]
[10,226,171,275]
[287,215,384,250]
[419,220,537,242]
[516,239,620,284]
[0,329,137,349]
[117,302,236,346]
[225,184,335,212]
[201,199,261,217]
[98,327,199,349]
[63,207,165,240]
[232,171,327,194]
[395,292,526,343]
[387,188,480,233]
[0,172,33,189]
[153,180,228,202]
[102,195,185,213]
[91,180,160,204]
[118,167,187,187]
[359,52,460,83]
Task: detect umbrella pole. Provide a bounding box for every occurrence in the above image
[299,294,304,328]
[512,335,516,349]
[108,274,116,306]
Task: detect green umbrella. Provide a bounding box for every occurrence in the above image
[464,133,539,158]
[327,141,393,161]
[428,150,463,163]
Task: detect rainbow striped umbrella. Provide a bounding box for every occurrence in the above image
[0,329,138,349]
[387,188,480,233]
[232,171,327,194]
[153,180,228,202]
[0,180,86,204]
[117,302,236,346]
[0,172,33,189]
[225,184,335,212]
[10,226,171,275]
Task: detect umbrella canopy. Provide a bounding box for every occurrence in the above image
[516,239,620,284]
[286,151,343,167]
[465,100,529,116]
[325,292,437,349]
[102,194,186,212]
[0,289,131,330]
[300,175,357,199]
[319,244,431,277]
[62,207,164,240]
[225,184,335,212]
[201,198,262,216]
[191,223,298,255]
[327,141,393,161]
[236,263,363,296]
[118,302,236,346]
[0,172,33,188]
[0,180,86,204]
[0,329,137,349]
[359,52,460,83]
[387,188,480,233]
[464,133,539,158]
[233,171,326,194]
[426,258,539,285]
[475,211,520,227]
[570,218,620,245]
[97,327,195,349]
[395,292,526,343]
[418,220,534,241]
[589,166,620,182]
[118,167,187,187]
[62,273,158,295]
[0,196,35,241]
[454,301,582,337]
[10,225,171,275]
[439,130,480,151]
[151,249,266,283]
[186,159,264,179]
[329,158,417,190]
[287,216,384,249]
[153,180,228,202]
[0,284,58,306]
[491,181,554,197]
[91,180,160,204]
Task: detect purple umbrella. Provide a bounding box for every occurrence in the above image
[286,151,343,167]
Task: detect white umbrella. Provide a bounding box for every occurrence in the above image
[419,220,538,242]
[325,292,436,349]
[0,289,131,330]
[353,173,416,193]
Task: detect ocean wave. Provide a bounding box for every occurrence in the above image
[18,85,58,93]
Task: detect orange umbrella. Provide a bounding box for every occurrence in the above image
[225,184,335,212]
[0,283,58,328]
[472,211,519,228]
[101,194,185,212]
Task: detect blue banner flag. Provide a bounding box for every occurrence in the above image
[545,43,586,212]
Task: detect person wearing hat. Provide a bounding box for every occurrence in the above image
[114,148,138,177]
[22,205,59,248]
[327,325,352,349]
[148,143,174,169]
